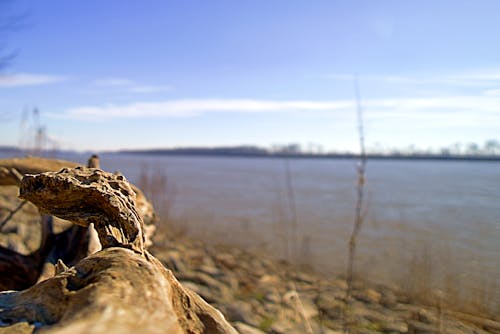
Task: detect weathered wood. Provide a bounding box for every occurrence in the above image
[0,214,56,291]
[0,213,90,292]
[0,157,157,226]
[0,167,236,334]
[0,247,237,334]
[0,156,159,288]
[0,245,39,291]
[19,167,145,254]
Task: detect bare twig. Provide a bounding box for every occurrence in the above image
[344,76,367,333]
[10,167,24,184]
[0,167,28,229]
[436,290,444,334]
[281,160,313,334]
[284,159,298,262]
[0,200,27,230]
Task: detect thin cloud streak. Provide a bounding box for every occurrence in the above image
[329,69,500,87]
[93,78,134,87]
[0,73,67,87]
[92,77,172,94]
[65,99,354,119]
[482,88,500,96]
[63,96,500,123]
[126,85,172,93]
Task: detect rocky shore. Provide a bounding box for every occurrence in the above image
[152,224,500,334]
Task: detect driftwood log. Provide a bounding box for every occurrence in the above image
[0,167,237,333]
[0,156,156,226]
[0,167,236,333]
[0,157,157,291]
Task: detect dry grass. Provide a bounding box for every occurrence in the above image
[136,164,177,221]
[398,240,499,318]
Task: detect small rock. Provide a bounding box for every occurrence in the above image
[163,250,187,273]
[233,322,266,334]
[417,308,438,324]
[380,320,408,333]
[366,289,382,304]
[180,271,223,290]
[322,330,343,334]
[354,288,382,304]
[265,291,281,304]
[216,253,237,269]
[407,319,437,334]
[225,301,260,326]
[0,322,34,334]
[379,288,399,307]
[270,320,303,334]
[180,280,216,303]
[221,274,239,291]
[259,274,280,284]
[291,271,316,284]
[333,279,348,290]
[316,294,344,319]
[199,263,221,276]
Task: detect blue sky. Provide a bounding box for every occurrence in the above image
[0,0,499,152]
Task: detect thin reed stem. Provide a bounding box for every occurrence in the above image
[344,76,367,334]
[284,159,298,262]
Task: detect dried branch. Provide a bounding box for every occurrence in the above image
[344,77,367,333]
[0,199,27,230]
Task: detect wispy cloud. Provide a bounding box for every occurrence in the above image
[65,99,354,119]
[482,88,500,96]
[126,85,172,93]
[92,77,172,94]
[329,69,500,87]
[0,73,67,87]
[62,96,500,124]
[93,78,134,87]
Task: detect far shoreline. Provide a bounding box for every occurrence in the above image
[1,146,499,162]
[115,149,500,162]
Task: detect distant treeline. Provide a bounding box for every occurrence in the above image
[0,146,20,154]
[119,146,500,161]
[2,145,499,161]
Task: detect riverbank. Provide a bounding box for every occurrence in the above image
[151,221,500,334]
